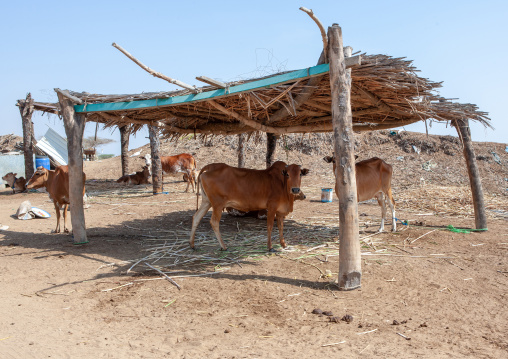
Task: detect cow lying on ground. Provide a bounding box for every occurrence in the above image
[26,166,86,234]
[323,156,396,232]
[2,172,27,193]
[226,190,307,219]
[141,153,197,192]
[116,166,150,185]
[190,161,309,252]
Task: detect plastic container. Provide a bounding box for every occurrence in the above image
[35,156,50,170]
[321,188,333,202]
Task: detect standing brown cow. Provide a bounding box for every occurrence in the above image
[190,161,309,252]
[141,153,197,192]
[26,166,86,234]
[323,156,396,232]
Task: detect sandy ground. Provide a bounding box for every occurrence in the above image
[1,132,507,358]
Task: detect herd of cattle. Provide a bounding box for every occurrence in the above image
[2,152,396,251]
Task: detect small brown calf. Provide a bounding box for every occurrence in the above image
[117,166,150,185]
[2,172,27,193]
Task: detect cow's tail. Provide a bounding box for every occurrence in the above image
[195,164,214,211]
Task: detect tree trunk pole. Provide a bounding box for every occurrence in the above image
[148,125,163,194]
[18,93,35,179]
[454,119,488,229]
[119,125,130,176]
[328,24,361,290]
[237,133,245,168]
[56,91,87,244]
[266,133,278,168]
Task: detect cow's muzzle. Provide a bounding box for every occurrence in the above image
[291,187,301,195]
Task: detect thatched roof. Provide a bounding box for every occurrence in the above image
[32,54,491,138]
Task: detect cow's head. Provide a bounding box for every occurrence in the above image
[282,165,309,195]
[26,167,49,189]
[323,155,358,172]
[2,172,16,183]
[140,154,152,167]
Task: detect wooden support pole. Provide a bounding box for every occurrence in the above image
[18,93,35,180]
[328,24,361,290]
[454,119,488,229]
[119,125,130,176]
[237,133,245,168]
[148,125,163,194]
[266,133,278,168]
[56,89,87,244]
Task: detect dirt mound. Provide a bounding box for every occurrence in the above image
[0,134,23,153]
[91,130,508,195]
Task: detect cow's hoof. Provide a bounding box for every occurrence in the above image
[268,248,278,253]
[220,247,228,251]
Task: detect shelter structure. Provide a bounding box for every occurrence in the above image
[19,14,491,290]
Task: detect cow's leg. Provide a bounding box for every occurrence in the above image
[276,214,287,249]
[210,206,227,250]
[184,170,192,192]
[266,210,276,252]
[375,192,386,232]
[190,196,212,249]
[386,188,396,232]
[62,204,70,233]
[53,201,61,233]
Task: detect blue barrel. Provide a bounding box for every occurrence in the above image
[35,156,50,170]
[321,188,333,202]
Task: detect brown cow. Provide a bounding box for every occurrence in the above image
[190,161,309,252]
[226,190,307,219]
[26,166,86,234]
[323,156,396,232]
[116,166,150,185]
[2,172,27,193]
[141,153,197,192]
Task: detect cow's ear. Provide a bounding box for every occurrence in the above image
[354,155,359,160]
[282,169,289,177]
[323,156,334,163]
[13,173,17,176]
[301,168,309,176]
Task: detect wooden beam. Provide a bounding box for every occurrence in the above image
[300,7,328,62]
[454,119,487,229]
[196,76,227,88]
[148,125,163,194]
[266,133,278,168]
[119,125,130,176]
[55,89,87,244]
[18,94,35,180]
[207,100,333,135]
[112,42,198,93]
[237,134,245,168]
[328,24,361,291]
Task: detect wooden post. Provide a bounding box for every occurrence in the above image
[328,24,361,290]
[119,125,130,176]
[18,93,35,180]
[454,119,488,229]
[237,133,245,168]
[56,90,87,244]
[266,133,278,168]
[148,125,163,194]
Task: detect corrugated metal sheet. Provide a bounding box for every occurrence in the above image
[35,127,68,166]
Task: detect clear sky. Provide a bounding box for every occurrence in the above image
[2,1,506,156]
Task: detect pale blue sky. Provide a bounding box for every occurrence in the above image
[2,1,506,155]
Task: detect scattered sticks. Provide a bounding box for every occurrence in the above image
[144,262,182,290]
